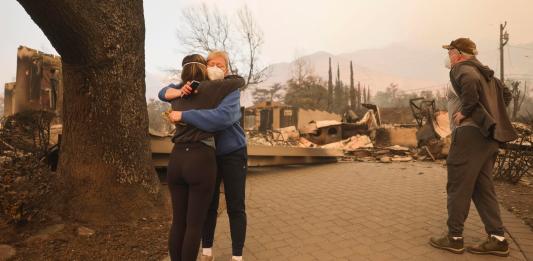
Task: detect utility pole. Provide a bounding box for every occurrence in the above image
[500,22,510,82]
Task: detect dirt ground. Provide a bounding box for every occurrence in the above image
[1,186,172,261]
[1,165,532,260]
[495,176,533,231]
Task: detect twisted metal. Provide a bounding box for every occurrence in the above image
[494,124,533,184]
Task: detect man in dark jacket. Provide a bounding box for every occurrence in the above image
[430,38,517,257]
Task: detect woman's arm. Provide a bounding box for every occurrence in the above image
[157,83,192,102]
[180,90,241,132]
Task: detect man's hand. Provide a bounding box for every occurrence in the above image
[167,111,183,123]
[453,112,466,126]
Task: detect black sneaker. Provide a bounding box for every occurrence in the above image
[429,235,465,254]
[467,236,509,257]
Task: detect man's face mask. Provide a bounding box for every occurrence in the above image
[207,66,225,80]
[444,55,452,69]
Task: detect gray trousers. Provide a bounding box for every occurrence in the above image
[446,126,505,237]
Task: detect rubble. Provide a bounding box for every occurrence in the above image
[408,98,453,160]
[354,109,380,130]
[301,120,343,145]
[242,102,426,164]
[432,111,452,138]
[321,135,373,151]
[379,156,392,163]
[298,137,317,148]
[302,110,379,145]
[245,117,427,164]
[386,145,410,152]
[391,156,414,162]
[341,110,379,140]
[278,126,300,141]
[375,125,418,148]
[0,111,57,225]
[340,144,420,163]
[239,100,446,164]
[246,128,304,147]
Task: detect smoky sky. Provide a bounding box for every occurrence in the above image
[1,0,532,90]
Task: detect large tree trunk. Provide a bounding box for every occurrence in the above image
[17,0,160,223]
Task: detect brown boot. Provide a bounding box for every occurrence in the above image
[467,236,509,257]
[429,235,465,254]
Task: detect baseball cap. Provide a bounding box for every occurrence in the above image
[442,38,478,55]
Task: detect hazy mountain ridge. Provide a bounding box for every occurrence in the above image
[262,47,445,94]
[258,42,533,94]
[142,42,533,102]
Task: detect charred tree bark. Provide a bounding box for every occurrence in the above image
[17,0,160,223]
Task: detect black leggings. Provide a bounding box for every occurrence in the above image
[167,142,217,261]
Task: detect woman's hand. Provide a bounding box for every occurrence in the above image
[180,82,193,97]
[164,82,193,100]
[167,111,183,123]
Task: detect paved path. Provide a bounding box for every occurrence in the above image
[206,162,533,261]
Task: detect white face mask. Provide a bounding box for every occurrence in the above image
[207,66,225,80]
[444,55,452,69]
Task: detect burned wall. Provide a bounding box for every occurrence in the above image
[4,82,16,116]
[13,46,63,120]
